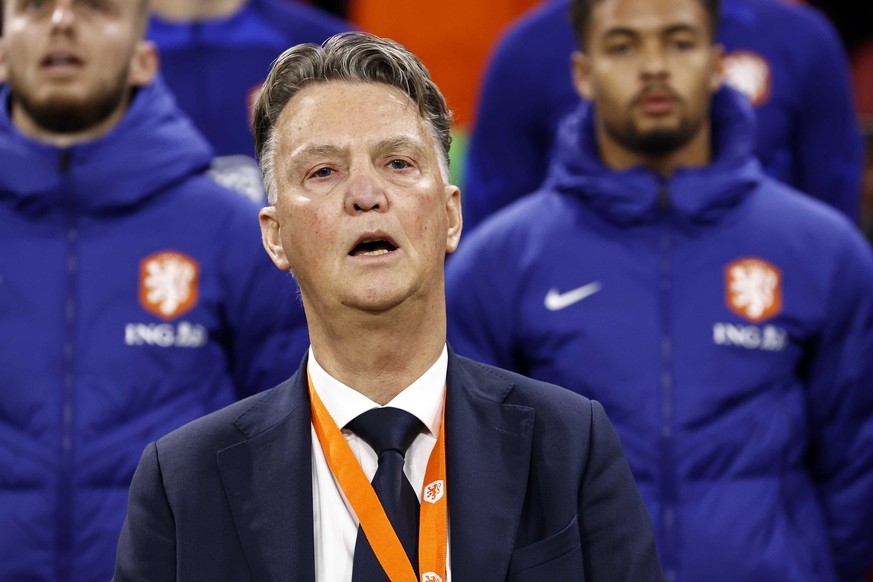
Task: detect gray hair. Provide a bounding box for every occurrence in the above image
[253,32,454,205]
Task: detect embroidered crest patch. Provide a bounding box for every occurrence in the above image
[139,251,200,321]
[725,257,782,323]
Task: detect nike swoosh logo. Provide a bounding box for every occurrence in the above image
[544,282,603,311]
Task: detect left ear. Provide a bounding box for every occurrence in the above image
[709,44,725,93]
[571,51,593,101]
[128,40,159,88]
[444,185,463,255]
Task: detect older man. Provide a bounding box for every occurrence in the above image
[114,32,663,582]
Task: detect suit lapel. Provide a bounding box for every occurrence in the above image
[445,352,534,582]
[217,367,315,582]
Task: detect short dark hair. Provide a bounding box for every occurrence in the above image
[569,0,722,50]
[252,32,453,204]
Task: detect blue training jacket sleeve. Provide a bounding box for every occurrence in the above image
[219,203,309,399]
[804,230,873,581]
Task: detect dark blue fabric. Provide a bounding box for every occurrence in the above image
[148,0,351,157]
[0,77,309,581]
[463,0,862,230]
[348,407,422,581]
[114,350,664,581]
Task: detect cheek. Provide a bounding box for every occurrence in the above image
[280,210,331,266]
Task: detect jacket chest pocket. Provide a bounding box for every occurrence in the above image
[507,515,584,581]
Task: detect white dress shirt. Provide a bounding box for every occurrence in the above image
[309,346,452,582]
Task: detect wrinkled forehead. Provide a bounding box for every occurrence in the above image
[274,81,435,156]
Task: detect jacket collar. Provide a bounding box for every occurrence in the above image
[545,85,763,227]
[0,76,213,216]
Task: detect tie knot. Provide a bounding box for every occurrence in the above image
[347,407,422,457]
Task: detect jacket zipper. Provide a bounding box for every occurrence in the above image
[56,148,77,582]
[657,187,678,582]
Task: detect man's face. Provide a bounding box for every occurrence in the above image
[0,0,156,137]
[573,0,722,158]
[259,81,462,318]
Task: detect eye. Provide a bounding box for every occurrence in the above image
[309,167,334,179]
[388,159,410,170]
[86,1,106,12]
[667,34,698,51]
[604,42,633,56]
[21,0,47,11]
[670,40,695,51]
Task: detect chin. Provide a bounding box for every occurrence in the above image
[342,284,415,314]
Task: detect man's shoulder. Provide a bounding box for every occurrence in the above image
[453,354,594,419]
[161,171,266,234]
[155,375,300,460]
[751,179,866,245]
[467,189,574,243]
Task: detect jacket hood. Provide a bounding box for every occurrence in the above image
[0,75,214,215]
[544,85,763,226]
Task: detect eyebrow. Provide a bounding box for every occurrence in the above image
[292,144,345,160]
[375,136,427,156]
[604,23,701,39]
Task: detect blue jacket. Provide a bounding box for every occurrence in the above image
[463,0,863,230]
[446,87,873,582]
[148,0,350,158]
[0,78,309,581]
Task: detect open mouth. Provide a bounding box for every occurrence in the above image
[349,238,398,257]
[42,53,83,68]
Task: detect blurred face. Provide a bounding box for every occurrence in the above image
[0,0,156,143]
[259,81,462,319]
[572,0,722,164]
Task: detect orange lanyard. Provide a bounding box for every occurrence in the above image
[308,373,449,582]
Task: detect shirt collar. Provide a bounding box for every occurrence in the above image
[307,345,447,438]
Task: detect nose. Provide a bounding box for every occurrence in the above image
[51,1,75,31]
[640,44,668,80]
[344,168,388,214]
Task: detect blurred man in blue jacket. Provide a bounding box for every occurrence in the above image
[463,0,863,231]
[447,0,873,579]
[0,1,308,579]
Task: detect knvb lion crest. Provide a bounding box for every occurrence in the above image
[139,251,200,321]
[423,480,444,505]
[723,51,772,107]
[725,258,782,323]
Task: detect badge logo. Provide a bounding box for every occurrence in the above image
[725,258,782,323]
[422,573,443,582]
[723,51,772,107]
[423,480,445,504]
[139,251,200,321]
[544,281,602,311]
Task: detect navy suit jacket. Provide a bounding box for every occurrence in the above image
[114,350,663,581]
